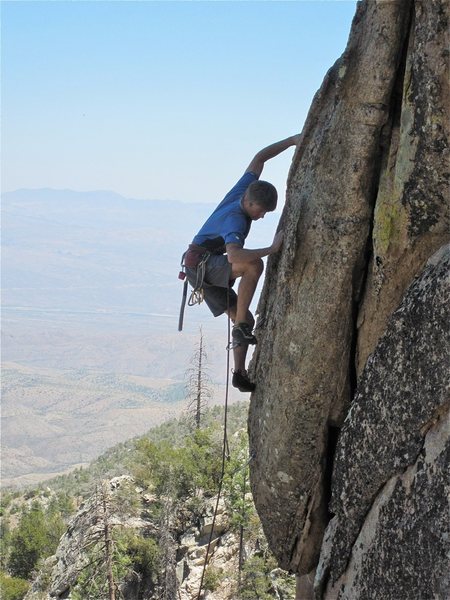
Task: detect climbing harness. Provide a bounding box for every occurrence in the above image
[178,245,211,331]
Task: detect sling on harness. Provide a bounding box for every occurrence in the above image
[178,244,211,331]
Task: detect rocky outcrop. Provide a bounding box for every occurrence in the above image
[248,0,449,593]
[177,497,240,600]
[176,497,295,599]
[24,476,156,600]
[25,478,295,600]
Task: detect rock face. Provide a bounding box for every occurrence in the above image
[248,0,449,593]
[356,0,450,373]
[316,245,450,598]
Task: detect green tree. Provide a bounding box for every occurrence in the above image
[239,555,277,600]
[132,426,222,500]
[8,502,62,580]
[224,430,253,532]
[1,516,12,570]
[223,428,255,587]
[71,533,132,600]
[0,491,18,516]
[46,492,75,520]
[72,529,161,600]
[117,530,160,582]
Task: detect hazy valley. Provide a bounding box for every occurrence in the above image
[2,188,278,486]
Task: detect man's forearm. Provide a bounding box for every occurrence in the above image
[227,246,272,264]
[256,135,299,163]
[246,134,299,176]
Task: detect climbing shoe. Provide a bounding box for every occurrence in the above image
[232,370,256,393]
[232,322,257,345]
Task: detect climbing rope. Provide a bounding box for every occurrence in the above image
[196,290,232,600]
[188,253,209,307]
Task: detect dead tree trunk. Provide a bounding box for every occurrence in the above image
[186,327,212,430]
[100,482,116,600]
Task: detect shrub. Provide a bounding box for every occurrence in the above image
[0,571,30,600]
[203,565,223,592]
[132,426,222,500]
[118,531,160,580]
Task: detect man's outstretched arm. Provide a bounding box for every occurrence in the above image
[245,134,300,178]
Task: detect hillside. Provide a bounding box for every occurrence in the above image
[2,362,184,486]
[0,402,296,600]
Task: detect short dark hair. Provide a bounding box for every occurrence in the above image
[247,180,278,211]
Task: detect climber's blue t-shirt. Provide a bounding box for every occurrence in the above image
[192,171,258,251]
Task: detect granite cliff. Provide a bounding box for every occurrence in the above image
[248,1,449,598]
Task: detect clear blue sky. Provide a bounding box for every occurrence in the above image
[2,0,357,204]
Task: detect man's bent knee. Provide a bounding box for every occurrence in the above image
[231,258,264,279]
[252,258,264,276]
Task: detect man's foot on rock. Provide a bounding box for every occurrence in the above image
[232,322,257,345]
[232,370,256,393]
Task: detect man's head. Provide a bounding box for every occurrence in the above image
[242,180,278,220]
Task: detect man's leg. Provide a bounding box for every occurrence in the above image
[226,307,254,373]
[197,255,261,391]
[227,305,256,392]
[231,259,264,325]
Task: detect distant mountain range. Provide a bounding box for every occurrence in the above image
[1,188,280,485]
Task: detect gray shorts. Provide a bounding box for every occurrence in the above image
[185,254,237,317]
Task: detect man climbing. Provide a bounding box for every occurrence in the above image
[183,135,299,392]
